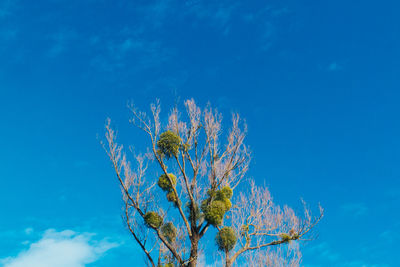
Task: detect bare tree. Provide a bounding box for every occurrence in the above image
[224,181,323,266]
[102,99,323,267]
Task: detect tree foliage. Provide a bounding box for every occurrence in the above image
[102,99,323,267]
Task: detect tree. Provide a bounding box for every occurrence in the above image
[102,99,323,267]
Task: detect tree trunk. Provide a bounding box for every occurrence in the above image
[187,234,199,267]
[225,252,232,267]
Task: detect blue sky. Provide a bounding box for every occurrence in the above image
[1,0,399,266]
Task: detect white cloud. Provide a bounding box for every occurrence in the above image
[2,229,118,267]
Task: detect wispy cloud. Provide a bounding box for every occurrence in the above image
[91,32,173,74]
[47,28,78,57]
[1,229,118,267]
[183,1,240,34]
[306,241,340,263]
[305,241,386,267]
[0,0,18,46]
[24,227,34,235]
[385,187,400,199]
[87,0,290,75]
[0,0,16,19]
[328,62,343,71]
[340,202,368,217]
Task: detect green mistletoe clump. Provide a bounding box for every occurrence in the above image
[144,211,163,229]
[158,173,177,191]
[201,186,233,226]
[157,131,181,159]
[161,222,177,243]
[216,227,237,252]
[157,173,179,206]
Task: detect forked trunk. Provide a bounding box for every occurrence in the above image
[186,235,199,267]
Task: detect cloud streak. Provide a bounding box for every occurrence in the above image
[0,0,16,19]
[340,202,368,217]
[328,62,342,71]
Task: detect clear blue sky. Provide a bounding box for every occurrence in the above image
[1,0,399,266]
